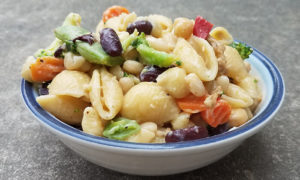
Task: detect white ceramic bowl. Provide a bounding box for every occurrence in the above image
[21,44,285,176]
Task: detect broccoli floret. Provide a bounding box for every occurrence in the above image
[131,33,149,48]
[230,42,253,60]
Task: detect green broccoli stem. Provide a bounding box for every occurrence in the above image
[137,44,178,67]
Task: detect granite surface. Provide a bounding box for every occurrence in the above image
[0,0,299,179]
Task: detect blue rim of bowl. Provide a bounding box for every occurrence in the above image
[21,44,285,150]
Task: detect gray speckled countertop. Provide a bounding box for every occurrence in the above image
[0,0,299,179]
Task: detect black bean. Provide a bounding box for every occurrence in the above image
[165,126,209,143]
[127,20,153,35]
[100,28,122,57]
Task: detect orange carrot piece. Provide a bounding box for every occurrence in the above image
[102,6,129,22]
[30,56,65,82]
[201,99,231,127]
[176,94,207,113]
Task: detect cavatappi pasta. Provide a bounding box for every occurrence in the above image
[21,6,260,143]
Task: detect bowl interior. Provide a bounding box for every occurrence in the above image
[21,44,285,150]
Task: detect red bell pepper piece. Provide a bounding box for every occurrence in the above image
[193,16,214,39]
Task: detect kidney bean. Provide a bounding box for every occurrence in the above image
[165,126,208,143]
[139,65,170,82]
[207,123,229,136]
[127,20,153,35]
[54,45,64,58]
[73,33,95,45]
[38,82,50,95]
[100,28,122,56]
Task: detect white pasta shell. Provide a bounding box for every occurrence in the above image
[171,112,190,130]
[146,33,177,53]
[64,52,91,72]
[121,82,180,125]
[173,37,218,81]
[156,67,189,98]
[126,122,158,143]
[224,46,248,82]
[36,95,89,125]
[82,107,105,136]
[148,14,173,34]
[89,67,123,120]
[185,73,206,97]
[210,27,234,45]
[126,128,156,143]
[222,83,253,108]
[228,108,249,127]
[237,75,261,99]
[104,12,137,32]
[48,70,90,100]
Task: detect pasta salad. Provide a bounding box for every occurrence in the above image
[21,6,261,143]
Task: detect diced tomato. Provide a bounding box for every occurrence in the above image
[193,16,214,39]
[201,99,231,127]
[176,94,207,113]
[30,56,65,82]
[102,6,129,23]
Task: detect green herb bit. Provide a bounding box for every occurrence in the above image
[123,72,129,77]
[175,60,182,66]
[254,79,258,83]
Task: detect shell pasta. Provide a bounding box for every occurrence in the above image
[21,6,260,143]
